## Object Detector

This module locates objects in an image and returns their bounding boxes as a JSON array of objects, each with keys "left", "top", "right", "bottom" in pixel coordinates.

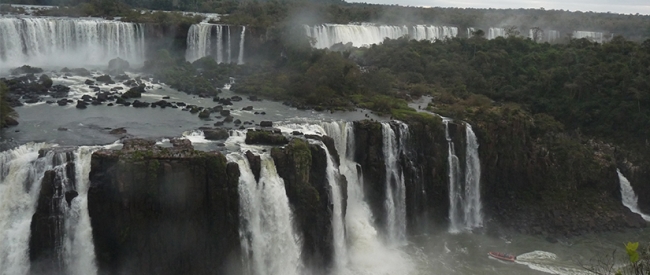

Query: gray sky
[{"left": 346, "top": 0, "right": 650, "bottom": 15}]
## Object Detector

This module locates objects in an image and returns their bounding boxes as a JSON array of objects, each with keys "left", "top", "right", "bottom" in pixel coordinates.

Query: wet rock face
[
  {"left": 352, "top": 120, "right": 388, "bottom": 232},
  {"left": 29, "top": 150, "right": 77, "bottom": 275},
  {"left": 271, "top": 139, "right": 335, "bottom": 271},
  {"left": 88, "top": 139, "right": 241, "bottom": 275}
]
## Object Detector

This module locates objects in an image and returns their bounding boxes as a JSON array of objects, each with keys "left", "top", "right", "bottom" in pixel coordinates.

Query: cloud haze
[{"left": 346, "top": 0, "right": 650, "bottom": 15}]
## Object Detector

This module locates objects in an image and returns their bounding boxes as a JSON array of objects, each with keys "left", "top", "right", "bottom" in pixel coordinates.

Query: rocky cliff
[
  {"left": 270, "top": 138, "right": 340, "bottom": 272},
  {"left": 88, "top": 139, "right": 241, "bottom": 275}
]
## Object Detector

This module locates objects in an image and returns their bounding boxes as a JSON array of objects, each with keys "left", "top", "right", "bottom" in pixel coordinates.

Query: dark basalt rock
[
  {"left": 88, "top": 140, "right": 241, "bottom": 275},
  {"left": 260, "top": 121, "right": 273, "bottom": 128},
  {"left": 245, "top": 151, "right": 261, "bottom": 182},
  {"left": 85, "top": 79, "right": 95, "bottom": 85},
  {"left": 57, "top": 99, "right": 68, "bottom": 106},
  {"left": 108, "top": 57, "right": 130, "bottom": 75},
  {"left": 271, "top": 139, "right": 338, "bottom": 270},
  {"left": 230, "top": 96, "right": 242, "bottom": 102},
  {"left": 245, "top": 130, "right": 288, "bottom": 146},
  {"left": 242, "top": 106, "right": 253, "bottom": 111},
  {"left": 203, "top": 128, "right": 229, "bottom": 140},
  {"left": 198, "top": 109, "right": 211, "bottom": 119},
  {"left": 122, "top": 85, "right": 144, "bottom": 99},
  {"left": 75, "top": 100, "right": 87, "bottom": 109},
  {"left": 220, "top": 110, "right": 230, "bottom": 117},
  {"left": 11, "top": 65, "right": 43, "bottom": 75},
  {"left": 132, "top": 100, "right": 150, "bottom": 108},
  {"left": 95, "top": 74, "right": 114, "bottom": 84}
]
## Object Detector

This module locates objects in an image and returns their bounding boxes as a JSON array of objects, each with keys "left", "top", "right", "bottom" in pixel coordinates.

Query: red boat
[{"left": 488, "top": 251, "right": 516, "bottom": 262}]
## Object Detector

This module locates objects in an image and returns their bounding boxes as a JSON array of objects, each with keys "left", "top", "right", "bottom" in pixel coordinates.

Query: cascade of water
[
  {"left": 186, "top": 23, "right": 245, "bottom": 63},
  {"left": 0, "top": 17, "right": 146, "bottom": 69},
  {"left": 305, "top": 24, "right": 457, "bottom": 49},
  {"left": 444, "top": 120, "right": 463, "bottom": 233},
  {"left": 0, "top": 143, "right": 54, "bottom": 275},
  {"left": 229, "top": 153, "right": 302, "bottom": 275},
  {"left": 488, "top": 27, "right": 506, "bottom": 39},
  {"left": 227, "top": 26, "right": 232, "bottom": 64},
  {"left": 573, "top": 31, "right": 605, "bottom": 43},
  {"left": 322, "top": 121, "right": 413, "bottom": 275},
  {"left": 463, "top": 125, "right": 482, "bottom": 228},
  {"left": 380, "top": 122, "right": 407, "bottom": 244},
  {"left": 617, "top": 169, "right": 650, "bottom": 221},
  {"left": 238, "top": 26, "right": 246, "bottom": 65},
  {"left": 320, "top": 142, "right": 348, "bottom": 270},
  {"left": 445, "top": 121, "right": 483, "bottom": 233},
  {"left": 63, "top": 147, "right": 99, "bottom": 275}
]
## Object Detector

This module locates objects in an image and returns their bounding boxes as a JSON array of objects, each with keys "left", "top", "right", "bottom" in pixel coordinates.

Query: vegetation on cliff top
[{"left": 0, "top": 83, "right": 18, "bottom": 128}]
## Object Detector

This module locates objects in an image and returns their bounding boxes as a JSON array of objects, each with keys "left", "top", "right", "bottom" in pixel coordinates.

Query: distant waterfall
[
  {"left": 185, "top": 23, "right": 246, "bottom": 64},
  {"left": 238, "top": 26, "right": 246, "bottom": 65},
  {"left": 617, "top": 169, "right": 650, "bottom": 222},
  {"left": 322, "top": 121, "right": 413, "bottom": 275},
  {"left": 229, "top": 153, "right": 302, "bottom": 275},
  {"left": 0, "top": 144, "right": 98, "bottom": 275},
  {"left": 445, "top": 121, "right": 483, "bottom": 233},
  {"left": 488, "top": 27, "right": 506, "bottom": 39},
  {"left": 305, "top": 24, "right": 458, "bottom": 49},
  {"left": 529, "top": 29, "right": 561, "bottom": 43},
  {"left": 0, "top": 17, "right": 146, "bottom": 69},
  {"left": 573, "top": 31, "right": 605, "bottom": 43}
]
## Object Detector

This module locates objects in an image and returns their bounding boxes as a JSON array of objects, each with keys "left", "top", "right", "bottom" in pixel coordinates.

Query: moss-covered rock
[
  {"left": 88, "top": 138, "right": 241, "bottom": 275},
  {"left": 271, "top": 139, "right": 335, "bottom": 270},
  {"left": 245, "top": 130, "right": 289, "bottom": 145}
]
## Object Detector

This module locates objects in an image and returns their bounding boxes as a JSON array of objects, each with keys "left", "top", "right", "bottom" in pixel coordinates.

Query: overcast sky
[{"left": 346, "top": 0, "right": 650, "bottom": 15}]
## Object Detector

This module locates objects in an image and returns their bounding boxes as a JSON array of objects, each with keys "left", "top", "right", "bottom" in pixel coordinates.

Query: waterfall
[
  {"left": 0, "top": 143, "right": 52, "bottom": 275},
  {"left": 322, "top": 121, "right": 413, "bottom": 275},
  {"left": 0, "top": 144, "right": 99, "bottom": 275},
  {"left": 185, "top": 23, "right": 245, "bottom": 64},
  {"left": 238, "top": 26, "right": 246, "bottom": 65},
  {"left": 380, "top": 122, "right": 407, "bottom": 245},
  {"left": 0, "top": 17, "right": 146, "bottom": 69},
  {"left": 445, "top": 121, "right": 483, "bottom": 233},
  {"left": 617, "top": 169, "right": 650, "bottom": 222},
  {"left": 573, "top": 31, "right": 605, "bottom": 43},
  {"left": 305, "top": 24, "right": 457, "bottom": 49},
  {"left": 320, "top": 142, "right": 348, "bottom": 270},
  {"left": 63, "top": 147, "right": 99, "bottom": 275},
  {"left": 229, "top": 153, "right": 302, "bottom": 275},
  {"left": 463, "top": 125, "right": 482, "bottom": 228},
  {"left": 529, "top": 29, "right": 561, "bottom": 43},
  {"left": 488, "top": 27, "right": 506, "bottom": 39}
]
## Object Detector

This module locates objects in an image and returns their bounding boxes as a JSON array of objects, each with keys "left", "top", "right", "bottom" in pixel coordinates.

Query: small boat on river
[{"left": 488, "top": 251, "right": 516, "bottom": 262}]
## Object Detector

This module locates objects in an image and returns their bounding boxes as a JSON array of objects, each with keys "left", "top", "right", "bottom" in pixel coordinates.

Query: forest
[{"left": 1, "top": 0, "right": 649, "bottom": 152}]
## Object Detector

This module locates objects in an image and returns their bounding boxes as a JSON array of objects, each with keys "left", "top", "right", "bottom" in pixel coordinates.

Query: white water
[
  {"left": 0, "top": 144, "right": 101, "bottom": 275},
  {"left": 322, "top": 121, "right": 413, "bottom": 275},
  {"left": 488, "top": 27, "right": 506, "bottom": 39},
  {"left": 463, "top": 125, "right": 482, "bottom": 228},
  {"left": 305, "top": 24, "right": 458, "bottom": 49},
  {"left": 0, "top": 143, "right": 54, "bottom": 275},
  {"left": 321, "top": 142, "right": 348, "bottom": 270},
  {"left": 515, "top": 251, "right": 594, "bottom": 275},
  {"left": 229, "top": 153, "right": 302, "bottom": 275},
  {"left": 238, "top": 26, "right": 246, "bottom": 65},
  {"left": 617, "top": 169, "right": 650, "bottom": 221},
  {"left": 380, "top": 122, "right": 408, "bottom": 245},
  {"left": 63, "top": 147, "right": 99, "bottom": 275},
  {"left": 529, "top": 29, "right": 561, "bottom": 43},
  {"left": 185, "top": 23, "right": 246, "bottom": 63},
  {"left": 445, "top": 121, "right": 483, "bottom": 233},
  {"left": 0, "top": 17, "right": 146, "bottom": 69},
  {"left": 573, "top": 31, "right": 605, "bottom": 43}
]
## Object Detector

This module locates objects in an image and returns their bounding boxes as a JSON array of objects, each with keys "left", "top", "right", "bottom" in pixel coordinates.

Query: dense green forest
[{"left": 2, "top": 0, "right": 650, "bottom": 153}]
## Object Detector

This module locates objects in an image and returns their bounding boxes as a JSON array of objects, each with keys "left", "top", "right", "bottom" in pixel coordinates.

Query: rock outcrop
[
  {"left": 271, "top": 139, "right": 338, "bottom": 271},
  {"left": 88, "top": 138, "right": 241, "bottom": 275}
]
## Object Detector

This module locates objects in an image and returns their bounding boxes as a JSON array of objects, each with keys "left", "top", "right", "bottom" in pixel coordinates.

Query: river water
[{"left": 1, "top": 70, "right": 648, "bottom": 275}]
